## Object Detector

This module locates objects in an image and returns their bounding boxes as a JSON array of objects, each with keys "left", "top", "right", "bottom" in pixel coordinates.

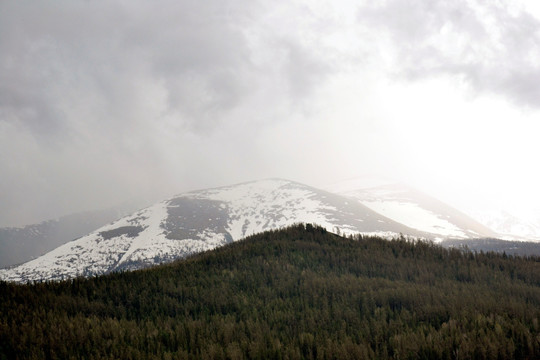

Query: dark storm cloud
[
  {"left": 0, "top": 0, "right": 337, "bottom": 226},
  {"left": 123, "top": 1, "right": 257, "bottom": 132},
  {"left": 0, "top": 1, "right": 334, "bottom": 137},
  {"left": 0, "top": 0, "right": 256, "bottom": 137},
  {"left": 282, "top": 39, "right": 332, "bottom": 99},
  {"left": 358, "top": 0, "right": 540, "bottom": 109}
]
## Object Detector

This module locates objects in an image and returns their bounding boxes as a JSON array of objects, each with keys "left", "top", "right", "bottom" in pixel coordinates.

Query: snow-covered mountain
[
  {"left": 0, "top": 179, "right": 426, "bottom": 283},
  {"left": 327, "top": 182, "right": 498, "bottom": 240}
]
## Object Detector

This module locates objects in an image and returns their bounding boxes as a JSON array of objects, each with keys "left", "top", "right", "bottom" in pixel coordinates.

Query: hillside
[{"left": 2, "top": 225, "right": 539, "bottom": 359}]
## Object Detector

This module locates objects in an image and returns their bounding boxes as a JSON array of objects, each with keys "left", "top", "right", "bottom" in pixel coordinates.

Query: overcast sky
[{"left": 1, "top": 0, "right": 540, "bottom": 227}]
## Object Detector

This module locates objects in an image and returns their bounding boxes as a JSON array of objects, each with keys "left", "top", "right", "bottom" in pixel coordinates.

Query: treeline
[
  {"left": 1, "top": 224, "right": 540, "bottom": 359},
  {"left": 442, "top": 237, "right": 540, "bottom": 257}
]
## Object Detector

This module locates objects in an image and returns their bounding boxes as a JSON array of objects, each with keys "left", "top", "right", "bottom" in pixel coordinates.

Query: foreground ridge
[{"left": 2, "top": 224, "right": 539, "bottom": 359}]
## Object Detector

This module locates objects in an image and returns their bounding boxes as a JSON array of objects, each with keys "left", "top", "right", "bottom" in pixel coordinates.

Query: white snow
[
  {"left": 188, "top": 179, "right": 346, "bottom": 239},
  {"left": 115, "top": 201, "right": 168, "bottom": 265}
]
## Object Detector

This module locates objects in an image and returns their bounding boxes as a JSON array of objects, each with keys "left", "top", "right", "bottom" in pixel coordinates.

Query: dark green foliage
[{"left": 1, "top": 224, "right": 540, "bottom": 359}]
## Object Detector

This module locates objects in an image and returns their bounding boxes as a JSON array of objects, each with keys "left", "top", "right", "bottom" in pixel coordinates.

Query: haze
[{"left": 1, "top": 0, "right": 540, "bottom": 227}]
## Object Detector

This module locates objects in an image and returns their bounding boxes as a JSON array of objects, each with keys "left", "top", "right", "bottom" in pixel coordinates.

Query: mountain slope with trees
[{"left": 1, "top": 224, "right": 540, "bottom": 359}]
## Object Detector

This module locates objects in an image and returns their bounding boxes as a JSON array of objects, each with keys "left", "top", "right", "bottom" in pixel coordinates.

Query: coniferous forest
[{"left": 1, "top": 224, "right": 540, "bottom": 359}]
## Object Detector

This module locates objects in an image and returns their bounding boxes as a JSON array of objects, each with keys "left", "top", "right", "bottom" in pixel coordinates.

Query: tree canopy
[{"left": 1, "top": 224, "right": 540, "bottom": 359}]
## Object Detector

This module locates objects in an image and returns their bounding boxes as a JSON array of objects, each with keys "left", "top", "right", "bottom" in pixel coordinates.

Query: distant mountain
[
  {"left": 441, "top": 238, "right": 540, "bottom": 257},
  {"left": 0, "top": 202, "right": 145, "bottom": 268},
  {"left": 327, "top": 182, "right": 499, "bottom": 240},
  {"left": 463, "top": 209, "right": 540, "bottom": 241},
  {"left": 0, "top": 179, "right": 426, "bottom": 283}
]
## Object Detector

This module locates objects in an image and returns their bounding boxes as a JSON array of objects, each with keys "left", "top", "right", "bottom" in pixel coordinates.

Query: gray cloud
[
  {"left": 0, "top": 1, "right": 255, "bottom": 137},
  {"left": 358, "top": 0, "right": 540, "bottom": 108},
  {"left": 282, "top": 39, "right": 332, "bottom": 99},
  {"left": 2, "top": 0, "right": 538, "bottom": 228},
  {"left": 0, "top": 0, "right": 338, "bottom": 226},
  {"left": 0, "top": 1, "right": 335, "bottom": 137}
]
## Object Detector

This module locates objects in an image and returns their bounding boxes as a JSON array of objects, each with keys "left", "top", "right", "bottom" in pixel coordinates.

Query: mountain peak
[{"left": 0, "top": 179, "right": 423, "bottom": 283}]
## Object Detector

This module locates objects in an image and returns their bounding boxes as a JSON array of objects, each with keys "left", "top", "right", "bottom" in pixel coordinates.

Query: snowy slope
[
  {"left": 0, "top": 179, "right": 425, "bottom": 283},
  {"left": 327, "top": 182, "right": 498, "bottom": 241}
]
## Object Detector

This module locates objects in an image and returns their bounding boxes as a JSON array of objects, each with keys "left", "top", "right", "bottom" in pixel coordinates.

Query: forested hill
[{"left": 2, "top": 225, "right": 540, "bottom": 359}]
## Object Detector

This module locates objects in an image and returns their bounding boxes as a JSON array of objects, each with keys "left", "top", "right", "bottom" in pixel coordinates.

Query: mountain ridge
[{"left": 0, "top": 179, "right": 428, "bottom": 283}]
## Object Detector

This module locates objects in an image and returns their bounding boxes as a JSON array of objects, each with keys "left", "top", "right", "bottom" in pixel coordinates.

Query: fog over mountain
[{"left": 1, "top": 0, "right": 539, "bottom": 230}]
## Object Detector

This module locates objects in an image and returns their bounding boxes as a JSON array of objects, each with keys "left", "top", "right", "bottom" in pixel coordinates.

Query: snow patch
[{"left": 115, "top": 201, "right": 169, "bottom": 265}]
